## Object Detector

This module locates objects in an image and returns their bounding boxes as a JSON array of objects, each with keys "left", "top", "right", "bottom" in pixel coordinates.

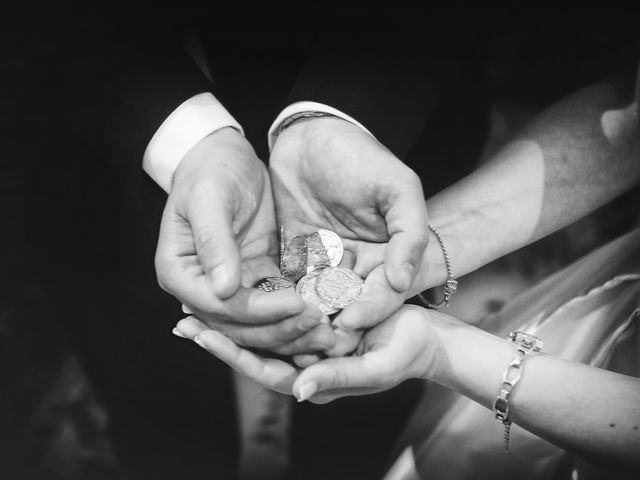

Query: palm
[
  {"left": 270, "top": 117, "right": 403, "bottom": 260},
  {"left": 269, "top": 117, "right": 429, "bottom": 345},
  {"left": 156, "top": 129, "right": 333, "bottom": 355},
  {"left": 296, "top": 305, "right": 437, "bottom": 404},
  {"left": 161, "top": 145, "right": 279, "bottom": 291}
]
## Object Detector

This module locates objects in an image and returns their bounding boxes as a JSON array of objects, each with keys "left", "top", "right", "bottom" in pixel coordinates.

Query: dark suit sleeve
[
  {"left": 52, "top": 10, "right": 213, "bottom": 177},
  {"left": 278, "top": 12, "right": 469, "bottom": 160}
]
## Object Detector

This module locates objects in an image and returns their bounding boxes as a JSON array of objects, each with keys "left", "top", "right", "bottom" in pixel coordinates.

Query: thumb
[
  {"left": 292, "top": 353, "right": 384, "bottom": 402},
  {"left": 381, "top": 175, "right": 429, "bottom": 293},
  {"left": 187, "top": 193, "right": 242, "bottom": 300}
]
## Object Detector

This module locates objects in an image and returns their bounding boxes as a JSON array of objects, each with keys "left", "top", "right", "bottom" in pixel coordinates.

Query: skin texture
[
  {"left": 174, "top": 67, "right": 640, "bottom": 467},
  {"left": 269, "top": 116, "right": 429, "bottom": 357},
  {"left": 156, "top": 127, "right": 336, "bottom": 354}
]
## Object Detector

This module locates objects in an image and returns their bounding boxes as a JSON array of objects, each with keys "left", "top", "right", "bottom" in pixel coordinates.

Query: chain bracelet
[
  {"left": 418, "top": 224, "right": 458, "bottom": 309},
  {"left": 493, "top": 331, "right": 543, "bottom": 451}
]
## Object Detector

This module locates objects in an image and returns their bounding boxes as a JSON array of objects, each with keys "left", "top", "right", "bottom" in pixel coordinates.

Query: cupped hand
[
  {"left": 269, "top": 116, "right": 429, "bottom": 354},
  {"left": 292, "top": 305, "right": 444, "bottom": 404},
  {"left": 173, "top": 305, "right": 448, "bottom": 403},
  {"left": 155, "top": 127, "right": 336, "bottom": 354}
]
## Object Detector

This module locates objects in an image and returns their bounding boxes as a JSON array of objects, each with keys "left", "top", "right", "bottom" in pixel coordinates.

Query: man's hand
[
  {"left": 270, "top": 116, "right": 429, "bottom": 354},
  {"left": 155, "top": 127, "right": 336, "bottom": 354}
]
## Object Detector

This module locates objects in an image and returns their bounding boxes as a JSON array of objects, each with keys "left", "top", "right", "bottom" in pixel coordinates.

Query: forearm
[
  {"left": 415, "top": 70, "right": 640, "bottom": 291},
  {"left": 426, "top": 312, "right": 640, "bottom": 466}
]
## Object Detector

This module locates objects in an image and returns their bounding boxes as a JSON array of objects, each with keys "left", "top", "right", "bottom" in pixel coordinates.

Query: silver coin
[
  {"left": 254, "top": 276, "right": 295, "bottom": 292},
  {"left": 281, "top": 235, "right": 307, "bottom": 282},
  {"left": 305, "top": 231, "right": 331, "bottom": 275},
  {"left": 315, "top": 267, "right": 364, "bottom": 309},
  {"left": 295, "top": 274, "right": 340, "bottom": 315},
  {"left": 317, "top": 229, "right": 344, "bottom": 267}
]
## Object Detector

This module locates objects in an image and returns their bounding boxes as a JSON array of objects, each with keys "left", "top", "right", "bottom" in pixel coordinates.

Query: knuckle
[
  {"left": 400, "top": 164, "right": 421, "bottom": 184},
  {"left": 193, "top": 227, "right": 217, "bottom": 255},
  {"left": 331, "top": 367, "right": 349, "bottom": 390}
]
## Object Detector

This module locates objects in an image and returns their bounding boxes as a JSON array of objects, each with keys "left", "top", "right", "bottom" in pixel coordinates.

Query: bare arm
[
  {"left": 424, "top": 310, "right": 640, "bottom": 467},
  {"left": 287, "top": 305, "right": 640, "bottom": 467},
  {"left": 417, "top": 67, "right": 640, "bottom": 290}
]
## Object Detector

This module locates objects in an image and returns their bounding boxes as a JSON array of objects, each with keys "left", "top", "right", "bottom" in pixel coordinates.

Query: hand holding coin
[{"left": 253, "top": 227, "right": 364, "bottom": 360}]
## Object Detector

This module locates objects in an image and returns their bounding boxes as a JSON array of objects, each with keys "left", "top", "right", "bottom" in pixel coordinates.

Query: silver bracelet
[
  {"left": 493, "top": 331, "right": 543, "bottom": 451},
  {"left": 418, "top": 224, "right": 458, "bottom": 309}
]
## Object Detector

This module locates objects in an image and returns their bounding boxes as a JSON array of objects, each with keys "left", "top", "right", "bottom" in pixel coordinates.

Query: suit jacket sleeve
[
  {"left": 278, "top": 12, "right": 467, "bottom": 160},
  {"left": 53, "top": 10, "right": 213, "bottom": 177}
]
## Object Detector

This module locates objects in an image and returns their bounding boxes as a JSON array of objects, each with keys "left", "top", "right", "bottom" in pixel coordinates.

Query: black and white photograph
[{"left": 1, "top": 5, "right": 639, "bottom": 479}]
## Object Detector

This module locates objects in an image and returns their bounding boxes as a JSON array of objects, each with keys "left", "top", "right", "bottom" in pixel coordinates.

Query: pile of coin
[{"left": 254, "top": 227, "right": 364, "bottom": 316}]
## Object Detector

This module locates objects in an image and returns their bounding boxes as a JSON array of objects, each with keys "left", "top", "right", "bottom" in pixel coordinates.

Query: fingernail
[
  {"left": 297, "top": 382, "right": 318, "bottom": 402},
  {"left": 172, "top": 328, "right": 186, "bottom": 338},
  {"left": 182, "top": 304, "right": 194, "bottom": 314},
  {"left": 310, "top": 342, "right": 332, "bottom": 351},
  {"left": 193, "top": 335, "right": 207, "bottom": 349}
]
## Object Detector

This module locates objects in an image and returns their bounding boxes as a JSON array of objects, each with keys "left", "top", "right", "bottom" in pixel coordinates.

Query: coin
[
  {"left": 317, "top": 229, "right": 344, "bottom": 267},
  {"left": 305, "top": 231, "right": 331, "bottom": 275},
  {"left": 315, "top": 267, "right": 364, "bottom": 309},
  {"left": 295, "top": 274, "right": 340, "bottom": 315},
  {"left": 281, "top": 235, "right": 307, "bottom": 282},
  {"left": 254, "top": 276, "right": 295, "bottom": 292}
]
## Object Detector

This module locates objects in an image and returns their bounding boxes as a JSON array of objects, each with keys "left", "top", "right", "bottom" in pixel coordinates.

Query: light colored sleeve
[
  {"left": 143, "top": 92, "right": 244, "bottom": 193},
  {"left": 267, "top": 101, "right": 375, "bottom": 151}
]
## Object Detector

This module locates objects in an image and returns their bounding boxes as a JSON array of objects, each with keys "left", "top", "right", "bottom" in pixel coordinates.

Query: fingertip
[
  {"left": 172, "top": 327, "right": 187, "bottom": 338},
  {"left": 333, "top": 301, "right": 377, "bottom": 330},
  {"left": 292, "top": 354, "right": 322, "bottom": 368},
  {"left": 324, "top": 328, "right": 360, "bottom": 357},
  {"left": 209, "top": 263, "right": 241, "bottom": 299},
  {"left": 181, "top": 304, "right": 194, "bottom": 314},
  {"left": 385, "top": 261, "right": 413, "bottom": 293},
  {"left": 175, "top": 316, "right": 198, "bottom": 336},
  {"left": 384, "top": 232, "right": 427, "bottom": 292},
  {"left": 295, "top": 381, "right": 318, "bottom": 402}
]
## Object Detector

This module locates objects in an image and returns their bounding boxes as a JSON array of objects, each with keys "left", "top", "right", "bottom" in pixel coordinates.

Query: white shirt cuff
[
  {"left": 143, "top": 92, "right": 244, "bottom": 193},
  {"left": 267, "top": 101, "right": 375, "bottom": 151}
]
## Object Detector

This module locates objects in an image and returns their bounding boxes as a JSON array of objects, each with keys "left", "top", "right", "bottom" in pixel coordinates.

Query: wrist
[
  {"left": 409, "top": 224, "right": 450, "bottom": 297},
  {"left": 173, "top": 126, "right": 258, "bottom": 192},
  {"left": 277, "top": 111, "right": 336, "bottom": 135},
  {"left": 427, "top": 314, "right": 514, "bottom": 409},
  {"left": 273, "top": 114, "right": 358, "bottom": 150}
]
